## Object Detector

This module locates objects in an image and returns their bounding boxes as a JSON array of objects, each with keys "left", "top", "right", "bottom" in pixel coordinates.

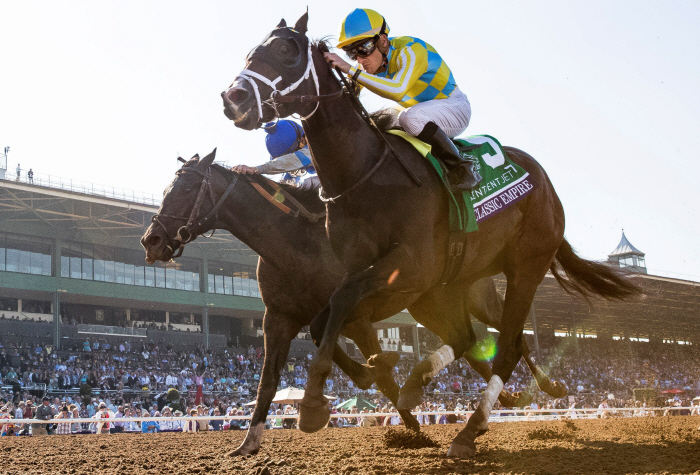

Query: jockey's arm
[
  {"left": 348, "top": 43, "right": 427, "bottom": 102},
  {"left": 231, "top": 149, "right": 309, "bottom": 176}
]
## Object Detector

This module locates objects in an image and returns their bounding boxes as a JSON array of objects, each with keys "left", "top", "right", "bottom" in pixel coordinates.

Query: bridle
[
  {"left": 234, "top": 34, "right": 343, "bottom": 123},
  {"left": 151, "top": 162, "right": 326, "bottom": 259},
  {"left": 150, "top": 165, "right": 240, "bottom": 259}
]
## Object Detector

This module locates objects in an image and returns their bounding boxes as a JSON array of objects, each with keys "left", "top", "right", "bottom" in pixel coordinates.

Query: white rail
[{"left": 9, "top": 406, "right": 695, "bottom": 426}]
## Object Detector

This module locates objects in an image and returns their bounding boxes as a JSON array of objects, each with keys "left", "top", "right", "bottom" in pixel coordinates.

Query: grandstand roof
[
  {"left": 492, "top": 273, "right": 700, "bottom": 342},
  {"left": 609, "top": 231, "right": 645, "bottom": 257},
  {"left": 0, "top": 179, "right": 256, "bottom": 260}
]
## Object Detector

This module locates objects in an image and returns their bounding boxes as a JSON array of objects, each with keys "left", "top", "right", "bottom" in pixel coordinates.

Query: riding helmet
[
  {"left": 337, "top": 8, "right": 389, "bottom": 49},
  {"left": 264, "top": 120, "right": 305, "bottom": 159}
]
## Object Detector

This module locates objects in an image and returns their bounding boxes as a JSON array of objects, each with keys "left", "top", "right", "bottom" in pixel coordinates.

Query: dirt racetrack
[{"left": 4, "top": 416, "right": 700, "bottom": 475}]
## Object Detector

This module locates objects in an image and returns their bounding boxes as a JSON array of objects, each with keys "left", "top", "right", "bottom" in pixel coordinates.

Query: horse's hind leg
[
  {"left": 229, "top": 311, "right": 300, "bottom": 456},
  {"left": 449, "top": 262, "right": 554, "bottom": 457},
  {"left": 467, "top": 277, "right": 563, "bottom": 402},
  {"left": 462, "top": 353, "right": 532, "bottom": 408},
  {"left": 520, "top": 335, "right": 568, "bottom": 399}
]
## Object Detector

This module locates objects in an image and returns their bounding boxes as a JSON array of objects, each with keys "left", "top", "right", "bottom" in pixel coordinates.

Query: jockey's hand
[
  {"left": 323, "top": 52, "right": 351, "bottom": 74},
  {"left": 231, "top": 165, "right": 258, "bottom": 175}
]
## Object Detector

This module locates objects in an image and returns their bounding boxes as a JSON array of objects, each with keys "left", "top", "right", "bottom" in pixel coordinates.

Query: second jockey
[
  {"left": 231, "top": 120, "right": 320, "bottom": 191},
  {"left": 324, "top": 8, "right": 481, "bottom": 192}
]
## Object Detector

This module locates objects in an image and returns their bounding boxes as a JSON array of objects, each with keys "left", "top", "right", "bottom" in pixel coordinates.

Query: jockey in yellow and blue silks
[
  {"left": 324, "top": 8, "right": 481, "bottom": 192},
  {"left": 232, "top": 120, "right": 320, "bottom": 191}
]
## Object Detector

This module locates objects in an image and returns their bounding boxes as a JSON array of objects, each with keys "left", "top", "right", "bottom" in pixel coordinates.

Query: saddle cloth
[{"left": 386, "top": 130, "right": 537, "bottom": 233}]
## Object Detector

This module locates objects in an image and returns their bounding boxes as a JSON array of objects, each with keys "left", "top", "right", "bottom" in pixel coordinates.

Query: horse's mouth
[{"left": 143, "top": 244, "right": 174, "bottom": 264}]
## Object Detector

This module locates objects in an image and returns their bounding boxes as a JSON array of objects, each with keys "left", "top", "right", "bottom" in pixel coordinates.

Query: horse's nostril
[
  {"left": 145, "top": 235, "right": 161, "bottom": 248},
  {"left": 227, "top": 88, "right": 250, "bottom": 105}
]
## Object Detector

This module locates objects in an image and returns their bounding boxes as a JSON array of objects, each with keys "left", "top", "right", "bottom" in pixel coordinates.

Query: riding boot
[{"left": 417, "top": 122, "right": 482, "bottom": 192}]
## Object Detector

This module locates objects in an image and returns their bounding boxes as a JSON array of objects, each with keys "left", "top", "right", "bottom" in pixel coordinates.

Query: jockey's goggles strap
[{"left": 235, "top": 42, "right": 320, "bottom": 122}]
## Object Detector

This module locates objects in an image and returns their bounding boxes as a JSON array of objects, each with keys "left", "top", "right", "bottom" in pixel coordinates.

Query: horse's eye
[
  {"left": 279, "top": 44, "right": 290, "bottom": 56},
  {"left": 184, "top": 188, "right": 192, "bottom": 194}
]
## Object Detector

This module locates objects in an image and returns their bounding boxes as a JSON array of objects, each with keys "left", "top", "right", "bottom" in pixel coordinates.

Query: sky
[{"left": 1, "top": 1, "right": 699, "bottom": 280}]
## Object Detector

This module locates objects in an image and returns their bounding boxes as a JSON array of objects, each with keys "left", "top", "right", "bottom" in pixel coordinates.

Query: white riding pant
[{"left": 397, "top": 87, "right": 471, "bottom": 138}]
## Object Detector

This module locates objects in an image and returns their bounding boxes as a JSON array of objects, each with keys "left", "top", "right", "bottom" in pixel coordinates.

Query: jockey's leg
[{"left": 398, "top": 87, "right": 481, "bottom": 192}]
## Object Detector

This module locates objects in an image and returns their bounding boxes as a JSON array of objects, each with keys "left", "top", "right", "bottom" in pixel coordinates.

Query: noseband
[{"left": 151, "top": 166, "right": 240, "bottom": 258}]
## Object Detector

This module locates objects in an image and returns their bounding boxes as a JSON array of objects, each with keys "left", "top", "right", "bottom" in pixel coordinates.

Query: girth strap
[{"left": 439, "top": 231, "right": 467, "bottom": 285}]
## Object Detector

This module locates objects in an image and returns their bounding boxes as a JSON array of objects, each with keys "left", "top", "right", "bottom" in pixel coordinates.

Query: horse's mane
[{"left": 209, "top": 163, "right": 325, "bottom": 215}]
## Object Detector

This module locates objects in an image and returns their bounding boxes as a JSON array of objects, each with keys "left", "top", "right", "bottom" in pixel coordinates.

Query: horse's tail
[{"left": 550, "top": 238, "right": 643, "bottom": 301}]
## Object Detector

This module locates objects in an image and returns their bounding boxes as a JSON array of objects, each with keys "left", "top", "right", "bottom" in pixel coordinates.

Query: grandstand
[
  {"left": 0, "top": 174, "right": 697, "bottom": 358},
  {"left": 0, "top": 174, "right": 418, "bottom": 355}
]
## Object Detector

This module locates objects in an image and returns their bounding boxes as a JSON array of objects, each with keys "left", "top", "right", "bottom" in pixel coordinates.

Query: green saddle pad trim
[{"left": 424, "top": 152, "right": 478, "bottom": 233}]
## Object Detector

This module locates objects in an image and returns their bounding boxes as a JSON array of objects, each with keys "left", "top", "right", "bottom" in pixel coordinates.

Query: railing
[
  {"left": 3, "top": 171, "right": 161, "bottom": 207},
  {"left": 10, "top": 406, "right": 698, "bottom": 429},
  {"left": 76, "top": 324, "right": 147, "bottom": 337}
]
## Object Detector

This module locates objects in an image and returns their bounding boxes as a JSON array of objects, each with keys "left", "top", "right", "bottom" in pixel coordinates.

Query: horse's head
[
  {"left": 221, "top": 13, "right": 322, "bottom": 130},
  {"left": 141, "top": 149, "right": 220, "bottom": 264}
]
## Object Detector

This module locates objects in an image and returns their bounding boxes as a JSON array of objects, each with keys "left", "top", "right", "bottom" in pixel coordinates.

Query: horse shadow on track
[{"left": 377, "top": 439, "right": 700, "bottom": 475}]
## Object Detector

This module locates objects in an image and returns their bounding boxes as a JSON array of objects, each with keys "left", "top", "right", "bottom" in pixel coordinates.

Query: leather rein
[{"left": 151, "top": 165, "right": 324, "bottom": 259}]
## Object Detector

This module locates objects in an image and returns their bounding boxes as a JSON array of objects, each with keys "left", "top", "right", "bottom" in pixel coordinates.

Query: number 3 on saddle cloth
[{"left": 386, "top": 131, "right": 538, "bottom": 284}]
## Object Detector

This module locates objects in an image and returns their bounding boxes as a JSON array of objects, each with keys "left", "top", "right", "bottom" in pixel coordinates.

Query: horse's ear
[
  {"left": 191, "top": 153, "right": 200, "bottom": 160},
  {"left": 294, "top": 11, "right": 308, "bottom": 35},
  {"left": 277, "top": 18, "right": 287, "bottom": 28},
  {"left": 197, "top": 148, "right": 217, "bottom": 170}
]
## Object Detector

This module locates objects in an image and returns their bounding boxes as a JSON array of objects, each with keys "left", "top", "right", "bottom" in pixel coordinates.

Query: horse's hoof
[
  {"left": 400, "top": 410, "right": 421, "bottom": 432},
  {"left": 549, "top": 381, "right": 568, "bottom": 399},
  {"left": 397, "top": 384, "right": 423, "bottom": 410},
  {"left": 298, "top": 401, "right": 330, "bottom": 433},
  {"left": 498, "top": 390, "right": 518, "bottom": 408},
  {"left": 512, "top": 391, "right": 533, "bottom": 408},
  {"left": 367, "top": 352, "right": 400, "bottom": 369},
  {"left": 447, "top": 439, "right": 476, "bottom": 458},
  {"left": 227, "top": 445, "right": 259, "bottom": 457}
]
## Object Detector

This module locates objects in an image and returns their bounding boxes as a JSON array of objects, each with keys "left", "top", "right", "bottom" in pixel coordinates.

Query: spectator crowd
[{"left": 0, "top": 331, "right": 698, "bottom": 436}]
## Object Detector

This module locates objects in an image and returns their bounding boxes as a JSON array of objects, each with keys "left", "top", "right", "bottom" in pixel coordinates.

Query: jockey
[
  {"left": 231, "top": 120, "right": 320, "bottom": 191},
  {"left": 324, "top": 8, "right": 481, "bottom": 192}
]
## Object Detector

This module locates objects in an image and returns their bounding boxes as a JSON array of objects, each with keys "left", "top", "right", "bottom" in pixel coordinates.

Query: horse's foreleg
[
  {"left": 345, "top": 319, "right": 420, "bottom": 432},
  {"left": 299, "top": 254, "right": 406, "bottom": 433},
  {"left": 398, "top": 285, "right": 476, "bottom": 410},
  {"left": 229, "top": 311, "right": 300, "bottom": 457},
  {"left": 310, "top": 307, "right": 377, "bottom": 391}
]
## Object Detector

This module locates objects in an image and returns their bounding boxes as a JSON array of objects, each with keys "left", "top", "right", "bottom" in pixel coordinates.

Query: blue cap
[{"left": 264, "top": 120, "right": 304, "bottom": 158}]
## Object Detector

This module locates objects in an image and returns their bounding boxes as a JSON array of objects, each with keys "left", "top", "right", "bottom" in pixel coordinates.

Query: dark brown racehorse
[
  {"left": 141, "top": 151, "right": 568, "bottom": 455},
  {"left": 221, "top": 13, "right": 640, "bottom": 457}
]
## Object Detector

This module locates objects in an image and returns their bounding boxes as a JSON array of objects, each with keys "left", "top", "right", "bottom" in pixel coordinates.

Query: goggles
[{"left": 343, "top": 38, "right": 377, "bottom": 61}]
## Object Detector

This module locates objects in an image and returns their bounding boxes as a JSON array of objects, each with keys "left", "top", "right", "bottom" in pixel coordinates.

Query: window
[
  {"left": 58, "top": 241, "right": 200, "bottom": 291},
  {"left": 208, "top": 260, "right": 259, "bottom": 297},
  {"left": 0, "top": 233, "right": 52, "bottom": 276}
]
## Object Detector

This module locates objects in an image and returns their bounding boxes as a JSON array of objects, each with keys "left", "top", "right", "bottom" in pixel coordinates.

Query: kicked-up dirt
[{"left": 3, "top": 416, "right": 699, "bottom": 474}]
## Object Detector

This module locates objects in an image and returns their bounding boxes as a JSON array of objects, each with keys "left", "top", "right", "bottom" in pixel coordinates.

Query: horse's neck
[
  {"left": 303, "top": 51, "right": 383, "bottom": 197},
  {"left": 214, "top": 176, "right": 315, "bottom": 267}
]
